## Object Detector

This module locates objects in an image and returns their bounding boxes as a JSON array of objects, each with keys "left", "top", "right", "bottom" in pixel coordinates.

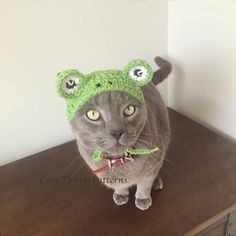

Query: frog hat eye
[
  {"left": 129, "top": 66, "right": 148, "bottom": 81},
  {"left": 123, "top": 59, "right": 153, "bottom": 87},
  {"left": 56, "top": 69, "right": 85, "bottom": 98},
  {"left": 62, "top": 76, "right": 79, "bottom": 94}
]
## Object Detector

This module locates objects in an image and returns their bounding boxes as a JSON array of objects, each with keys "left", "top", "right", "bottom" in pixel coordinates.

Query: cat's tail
[{"left": 152, "top": 57, "right": 172, "bottom": 85}]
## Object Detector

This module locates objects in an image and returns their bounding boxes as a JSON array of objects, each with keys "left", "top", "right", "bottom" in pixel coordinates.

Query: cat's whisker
[
  {"left": 135, "top": 141, "right": 166, "bottom": 164},
  {"left": 71, "top": 162, "right": 86, "bottom": 177},
  {"left": 58, "top": 150, "right": 82, "bottom": 174},
  {"left": 139, "top": 134, "right": 153, "bottom": 138},
  {"left": 131, "top": 137, "right": 159, "bottom": 150},
  {"left": 115, "top": 138, "right": 169, "bottom": 165},
  {"left": 60, "top": 157, "right": 79, "bottom": 174},
  {"left": 162, "top": 150, "right": 175, "bottom": 164},
  {"left": 137, "top": 138, "right": 166, "bottom": 153},
  {"left": 135, "top": 143, "right": 163, "bottom": 175}
]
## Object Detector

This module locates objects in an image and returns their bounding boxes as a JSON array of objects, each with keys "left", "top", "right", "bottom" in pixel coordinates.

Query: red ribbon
[{"left": 93, "top": 154, "right": 136, "bottom": 174}]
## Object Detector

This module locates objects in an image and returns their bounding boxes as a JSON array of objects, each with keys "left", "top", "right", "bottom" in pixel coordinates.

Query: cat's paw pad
[
  {"left": 135, "top": 198, "right": 152, "bottom": 210},
  {"left": 113, "top": 193, "right": 129, "bottom": 205}
]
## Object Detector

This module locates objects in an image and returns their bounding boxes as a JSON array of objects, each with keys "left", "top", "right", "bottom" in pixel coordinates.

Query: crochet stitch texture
[{"left": 56, "top": 59, "right": 153, "bottom": 120}]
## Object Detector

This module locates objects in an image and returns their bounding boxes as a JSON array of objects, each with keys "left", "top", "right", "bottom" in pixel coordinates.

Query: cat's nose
[{"left": 110, "top": 129, "right": 124, "bottom": 140}]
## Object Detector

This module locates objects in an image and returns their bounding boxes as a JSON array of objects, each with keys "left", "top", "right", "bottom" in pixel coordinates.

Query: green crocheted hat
[{"left": 56, "top": 59, "right": 153, "bottom": 120}]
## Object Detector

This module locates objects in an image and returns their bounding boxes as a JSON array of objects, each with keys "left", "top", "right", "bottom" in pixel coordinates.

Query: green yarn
[
  {"left": 92, "top": 147, "right": 159, "bottom": 161},
  {"left": 124, "top": 147, "right": 159, "bottom": 156},
  {"left": 56, "top": 59, "right": 153, "bottom": 120},
  {"left": 92, "top": 150, "right": 103, "bottom": 161}
]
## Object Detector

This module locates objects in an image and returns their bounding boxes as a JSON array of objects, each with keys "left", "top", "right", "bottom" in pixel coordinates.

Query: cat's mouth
[
  {"left": 106, "top": 143, "right": 127, "bottom": 157},
  {"left": 102, "top": 136, "right": 137, "bottom": 157}
]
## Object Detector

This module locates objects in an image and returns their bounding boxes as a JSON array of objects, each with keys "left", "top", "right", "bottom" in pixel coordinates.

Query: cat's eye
[
  {"left": 86, "top": 109, "right": 100, "bottom": 121},
  {"left": 124, "top": 105, "right": 135, "bottom": 116}
]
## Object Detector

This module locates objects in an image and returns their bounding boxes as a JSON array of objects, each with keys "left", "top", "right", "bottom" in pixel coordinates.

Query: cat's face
[{"left": 70, "top": 91, "right": 147, "bottom": 156}]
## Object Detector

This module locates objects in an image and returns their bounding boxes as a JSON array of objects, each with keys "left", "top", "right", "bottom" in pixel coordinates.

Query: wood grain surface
[{"left": 0, "top": 108, "right": 236, "bottom": 236}]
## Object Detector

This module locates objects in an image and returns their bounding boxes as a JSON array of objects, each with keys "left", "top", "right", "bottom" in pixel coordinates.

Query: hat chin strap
[
  {"left": 92, "top": 147, "right": 159, "bottom": 161},
  {"left": 92, "top": 147, "right": 159, "bottom": 175}
]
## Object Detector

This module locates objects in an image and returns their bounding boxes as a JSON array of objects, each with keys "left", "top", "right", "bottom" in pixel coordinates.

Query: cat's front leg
[
  {"left": 135, "top": 175, "right": 156, "bottom": 210},
  {"left": 113, "top": 187, "right": 129, "bottom": 205}
]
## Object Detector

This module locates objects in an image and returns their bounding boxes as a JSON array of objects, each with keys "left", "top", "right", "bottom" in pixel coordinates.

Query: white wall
[
  {"left": 168, "top": 0, "right": 236, "bottom": 140},
  {"left": 0, "top": 0, "right": 168, "bottom": 166}
]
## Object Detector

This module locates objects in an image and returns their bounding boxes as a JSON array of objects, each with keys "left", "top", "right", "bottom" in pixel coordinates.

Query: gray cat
[{"left": 60, "top": 57, "right": 171, "bottom": 210}]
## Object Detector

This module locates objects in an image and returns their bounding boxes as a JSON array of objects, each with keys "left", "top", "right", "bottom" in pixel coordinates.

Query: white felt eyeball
[
  {"left": 129, "top": 66, "right": 148, "bottom": 82},
  {"left": 62, "top": 76, "right": 80, "bottom": 95}
]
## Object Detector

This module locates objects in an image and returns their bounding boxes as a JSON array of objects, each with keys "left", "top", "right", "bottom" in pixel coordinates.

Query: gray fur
[{"left": 70, "top": 58, "right": 171, "bottom": 210}]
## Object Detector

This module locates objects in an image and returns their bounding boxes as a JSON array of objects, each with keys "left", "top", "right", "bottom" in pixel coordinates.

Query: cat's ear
[
  {"left": 123, "top": 59, "right": 153, "bottom": 87},
  {"left": 56, "top": 69, "right": 85, "bottom": 98}
]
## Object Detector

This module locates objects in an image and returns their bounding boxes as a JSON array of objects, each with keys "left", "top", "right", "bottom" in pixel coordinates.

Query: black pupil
[
  {"left": 66, "top": 80, "right": 76, "bottom": 89},
  {"left": 134, "top": 69, "right": 143, "bottom": 77},
  {"left": 96, "top": 83, "right": 101, "bottom": 88}
]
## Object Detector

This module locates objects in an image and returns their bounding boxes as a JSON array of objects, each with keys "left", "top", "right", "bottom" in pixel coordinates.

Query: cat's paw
[
  {"left": 113, "top": 193, "right": 129, "bottom": 205},
  {"left": 135, "top": 198, "right": 152, "bottom": 210},
  {"left": 152, "top": 176, "right": 164, "bottom": 191}
]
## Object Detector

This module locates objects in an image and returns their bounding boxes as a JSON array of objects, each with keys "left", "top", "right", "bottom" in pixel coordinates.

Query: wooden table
[{"left": 1, "top": 108, "right": 236, "bottom": 236}]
